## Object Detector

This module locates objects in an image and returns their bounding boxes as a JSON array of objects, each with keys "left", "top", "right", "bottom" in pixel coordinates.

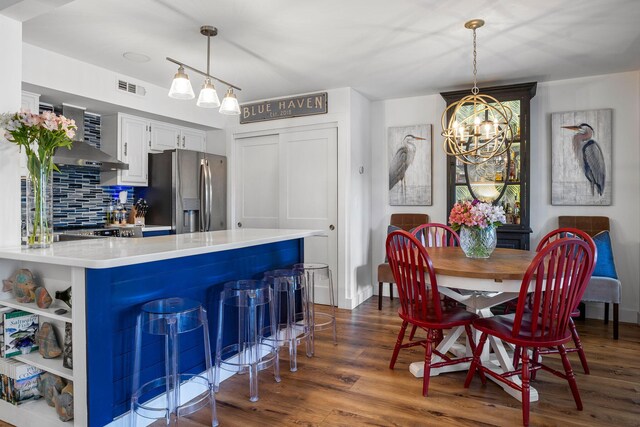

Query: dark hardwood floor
[
  {"left": 188, "top": 298, "right": 640, "bottom": 427},
  {"left": 1, "top": 298, "right": 638, "bottom": 427}
]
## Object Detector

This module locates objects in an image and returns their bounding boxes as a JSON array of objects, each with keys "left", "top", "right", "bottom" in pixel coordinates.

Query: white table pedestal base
[{"left": 407, "top": 285, "right": 539, "bottom": 403}]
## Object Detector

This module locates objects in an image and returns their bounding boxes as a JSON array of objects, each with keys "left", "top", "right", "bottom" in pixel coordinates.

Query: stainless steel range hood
[{"left": 53, "top": 104, "right": 128, "bottom": 171}]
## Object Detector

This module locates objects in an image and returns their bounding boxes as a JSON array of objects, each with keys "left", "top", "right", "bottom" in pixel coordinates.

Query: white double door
[{"left": 235, "top": 127, "right": 338, "bottom": 305}]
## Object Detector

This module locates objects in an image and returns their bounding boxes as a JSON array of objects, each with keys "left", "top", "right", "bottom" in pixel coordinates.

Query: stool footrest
[
  {"left": 218, "top": 343, "right": 278, "bottom": 373},
  {"left": 132, "top": 373, "right": 213, "bottom": 421},
  {"left": 313, "top": 311, "right": 336, "bottom": 331}
]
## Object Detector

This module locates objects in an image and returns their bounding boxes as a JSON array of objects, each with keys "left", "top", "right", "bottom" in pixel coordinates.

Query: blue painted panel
[
  {"left": 85, "top": 239, "right": 302, "bottom": 426},
  {"left": 142, "top": 230, "right": 171, "bottom": 237}
]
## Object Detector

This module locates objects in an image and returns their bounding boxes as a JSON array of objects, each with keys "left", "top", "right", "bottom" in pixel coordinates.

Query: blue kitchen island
[{"left": 0, "top": 229, "right": 319, "bottom": 427}]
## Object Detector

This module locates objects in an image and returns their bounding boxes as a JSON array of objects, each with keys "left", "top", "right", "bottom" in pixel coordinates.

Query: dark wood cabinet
[{"left": 442, "top": 82, "right": 537, "bottom": 250}]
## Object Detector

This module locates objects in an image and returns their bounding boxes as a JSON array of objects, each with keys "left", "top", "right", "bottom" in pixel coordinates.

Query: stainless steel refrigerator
[{"left": 143, "top": 150, "right": 227, "bottom": 233}]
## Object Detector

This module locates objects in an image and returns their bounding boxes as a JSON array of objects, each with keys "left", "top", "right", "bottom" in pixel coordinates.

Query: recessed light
[{"left": 123, "top": 52, "right": 151, "bottom": 63}]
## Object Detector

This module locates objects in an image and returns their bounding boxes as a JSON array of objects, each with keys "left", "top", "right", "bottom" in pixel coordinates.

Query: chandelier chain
[{"left": 472, "top": 28, "right": 479, "bottom": 95}]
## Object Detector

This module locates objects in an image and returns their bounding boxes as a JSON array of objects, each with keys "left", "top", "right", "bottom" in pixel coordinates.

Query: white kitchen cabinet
[
  {"left": 101, "top": 113, "right": 208, "bottom": 186},
  {"left": 21, "top": 91, "right": 40, "bottom": 113},
  {"left": 149, "top": 120, "right": 181, "bottom": 152},
  {"left": 100, "top": 114, "right": 148, "bottom": 186},
  {"left": 19, "top": 91, "right": 40, "bottom": 176},
  {"left": 180, "top": 128, "right": 206, "bottom": 152},
  {"left": 149, "top": 122, "right": 206, "bottom": 153}
]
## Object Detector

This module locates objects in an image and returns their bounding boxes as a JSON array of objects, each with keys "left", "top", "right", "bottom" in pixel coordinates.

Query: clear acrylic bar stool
[
  {"left": 214, "top": 280, "right": 280, "bottom": 402},
  {"left": 263, "top": 269, "right": 312, "bottom": 372},
  {"left": 293, "top": 263, "right": 338, "bottom": 355},
  {"left": 131, "top": 297, "right": 217, "bottom": 426}
]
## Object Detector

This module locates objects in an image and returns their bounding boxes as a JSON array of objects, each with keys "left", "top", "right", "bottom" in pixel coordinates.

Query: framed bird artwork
[
  {"left": 387, "top": 124, "right": 432, "bottom": 206},
  {"left": 551, "top": 109, "right": 612, "bottom": 205}
]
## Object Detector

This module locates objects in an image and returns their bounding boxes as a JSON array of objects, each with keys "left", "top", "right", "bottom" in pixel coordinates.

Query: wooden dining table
[{"left": 408, "top": 246, "right": 539, "bottom": 403}]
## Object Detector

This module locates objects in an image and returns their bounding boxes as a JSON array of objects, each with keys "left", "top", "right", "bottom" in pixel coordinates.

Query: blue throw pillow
[{"left": 592, "top": 230, "right": 618, "bottom": 279}]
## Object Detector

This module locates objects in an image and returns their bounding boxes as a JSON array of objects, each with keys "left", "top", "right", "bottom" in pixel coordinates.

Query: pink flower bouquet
[{"left": 449, "top": 199, "right": 506, "bottom": 231}]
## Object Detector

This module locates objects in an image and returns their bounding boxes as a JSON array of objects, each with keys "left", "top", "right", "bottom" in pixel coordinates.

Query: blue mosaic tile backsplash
[{"left": 22, "top": 105, "right": 135, "bottom": 230}]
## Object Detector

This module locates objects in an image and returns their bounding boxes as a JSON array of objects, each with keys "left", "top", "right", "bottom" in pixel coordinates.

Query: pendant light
[
  {"left": 219, "top": 88, "right": 241, "bottom": 115},
  {"left": 441, "top": 20, "right": 513, "bottom": 165},
  {"left": 168, "top": 66, "right": 195, "bottom": 100},
  {"left": 167, "top": 25, "right": 241, "bottom": 115},
  {"left": 197, "top": 78, "right": 220, "bottom": 108}
]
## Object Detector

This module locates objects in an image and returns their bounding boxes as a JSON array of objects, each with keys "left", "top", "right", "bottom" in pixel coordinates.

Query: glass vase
[
  {"left": 26, "top": 164, "right": 54, "bottom": 248},
  {"left": 459, "top": 225, "right": 497, "bottom": 259}
]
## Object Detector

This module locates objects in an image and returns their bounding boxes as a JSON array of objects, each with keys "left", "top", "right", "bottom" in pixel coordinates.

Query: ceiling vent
[{"left": 116, "top": 79, "right": 146, "bottom": 96}]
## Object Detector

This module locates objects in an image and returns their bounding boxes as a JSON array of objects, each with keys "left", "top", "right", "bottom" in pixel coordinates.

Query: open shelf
[
  {"left": 14, "top": 352, "right": 73, "bottom": 381},
  {"left": 0, "top": 397, "right": 72, "bottom": 427},
  {"left": 0, "top": 292, "right": 72, "bottom": 323}
]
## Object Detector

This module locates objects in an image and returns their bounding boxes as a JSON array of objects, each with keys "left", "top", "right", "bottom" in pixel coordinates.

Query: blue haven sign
[{"left": 240, "top": 92, "right": 328, "bottom": 124}]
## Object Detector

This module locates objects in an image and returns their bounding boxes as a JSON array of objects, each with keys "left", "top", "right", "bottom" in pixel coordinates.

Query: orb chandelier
[
  {"left": 441, "top": 19, "right": 513, "bottom": 165},
  {"left": 167, "top": 25, "right": 242, "bottom": 115}
]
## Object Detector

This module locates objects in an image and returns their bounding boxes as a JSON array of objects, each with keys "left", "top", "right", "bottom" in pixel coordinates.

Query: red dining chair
[
  {"left": 386, "top": 230, "right": 479, "bottom": 397},
  {"left": 411, "top": 223, "right": 460, "bottom": 248},
  {"left": 532, "top": 228, "right": 596, "bottom": 375},
  {"left": 464, "top": 238, "right": 595, "bottom": 426},
  {"left": 408, "top": 223, "right": 460, "bottom": 340},
  {"left": 511, "top": 228, "right": 596, "bottom": 375}
]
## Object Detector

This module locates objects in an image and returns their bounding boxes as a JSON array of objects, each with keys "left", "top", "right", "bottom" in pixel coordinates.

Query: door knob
[
  {"left": 329, "top": 224, "right": 335, "bottom": 231},
  {"left": 237, "top": 222, "right": 242, "bottom": 228}
]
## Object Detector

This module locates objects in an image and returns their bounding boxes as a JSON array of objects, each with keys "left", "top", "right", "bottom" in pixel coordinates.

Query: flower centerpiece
[
  {"left": 1, "top": 110, "right": 76, "bottom": 248},
  {"left": 449, "top": 199, "right": 506, "bottom": 258}
]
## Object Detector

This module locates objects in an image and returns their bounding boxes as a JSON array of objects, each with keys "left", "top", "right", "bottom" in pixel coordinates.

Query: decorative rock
[
  {"left": 36, "top": 322, "right": 62, "bottom": 359},
  {"left": 35, "top": 287, "right": 53, "bottom": 309},
  {"left": 63, "top": 323, "right": 73, "bottom": 369},
  {"left": 53, "top": 381, "right": 74, "bottom": 422},
  {"left": 7, "top": 269, "right": 40, "bottom": 303},
  {"left": 37, "top": 373, "right": 66, "bottom": 407},
  {"left": 13, "top": 281, "right": 39, "bottom": 303},
  {"left": 6, "top": 269, "right": 35, "bottom": 288}
]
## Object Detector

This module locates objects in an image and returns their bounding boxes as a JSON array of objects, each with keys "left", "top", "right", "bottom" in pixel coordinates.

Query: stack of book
[{"left": 0, "top": 357, "right": 43, "bottom": 404}]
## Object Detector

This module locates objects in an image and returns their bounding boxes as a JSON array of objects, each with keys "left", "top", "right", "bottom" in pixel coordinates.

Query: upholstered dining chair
[
  {"left": 386, "top": 230, "right": 478, "bottom": 397},
  {"left": 377, "top": 213, "right": 429, "bottom": 310},
  {"left": 558, "top": 216, "right": 621, "bottom": 339},
  {"left": 465, "top": 238, "right": 595, "bottom": 426}
]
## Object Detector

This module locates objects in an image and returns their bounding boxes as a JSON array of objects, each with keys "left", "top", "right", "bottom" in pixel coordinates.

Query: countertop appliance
[{"left": 142, "top": 150, "right": 227, "bottom": 234}]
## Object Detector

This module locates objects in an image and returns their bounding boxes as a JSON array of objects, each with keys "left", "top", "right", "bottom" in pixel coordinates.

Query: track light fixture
[{"left": 167, "top": 25, "right": 241, "bottom": 115}]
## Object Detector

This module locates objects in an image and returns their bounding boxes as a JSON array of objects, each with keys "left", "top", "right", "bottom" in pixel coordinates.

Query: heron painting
[
  {"left": 388, "top": 124, "right": 432, "bottom": 205},
  {"left": 551, "top": 109, "right": 612, "bottom": 205}
]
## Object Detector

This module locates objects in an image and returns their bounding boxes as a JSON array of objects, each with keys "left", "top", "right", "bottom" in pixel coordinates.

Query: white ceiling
[{"left": 20, "top": 0, "right": 640, "bottom": 102}]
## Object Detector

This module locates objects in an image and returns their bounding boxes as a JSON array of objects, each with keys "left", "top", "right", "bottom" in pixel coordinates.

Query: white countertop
[{"left": 0, "top": 229, "right": 321, "bottom": 269}]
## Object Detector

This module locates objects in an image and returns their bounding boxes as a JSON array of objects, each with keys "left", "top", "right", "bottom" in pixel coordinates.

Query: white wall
[
  {"left": 205, "top": 129, "right": 227, "bottom": 155},
  {"left": 226, "top": 87, "right": 372, "bottom": 309},
  {"left": 370, "top": 92, "right": 446, "bottom": 297},
  {"left": 0, "top": 15, "right": 22, "bottom": 247},
  {"left": 530, "top": 71, "right": 640, "bottom": 323},
  {"left": 22, "top": 43, "right": 227, "bottom": 129},
  {"left": 370, "top": 71, "right": 640, "bottom": 323},
  {"left": 349, "top": 89, "right": 372, "bottom": 306}
]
